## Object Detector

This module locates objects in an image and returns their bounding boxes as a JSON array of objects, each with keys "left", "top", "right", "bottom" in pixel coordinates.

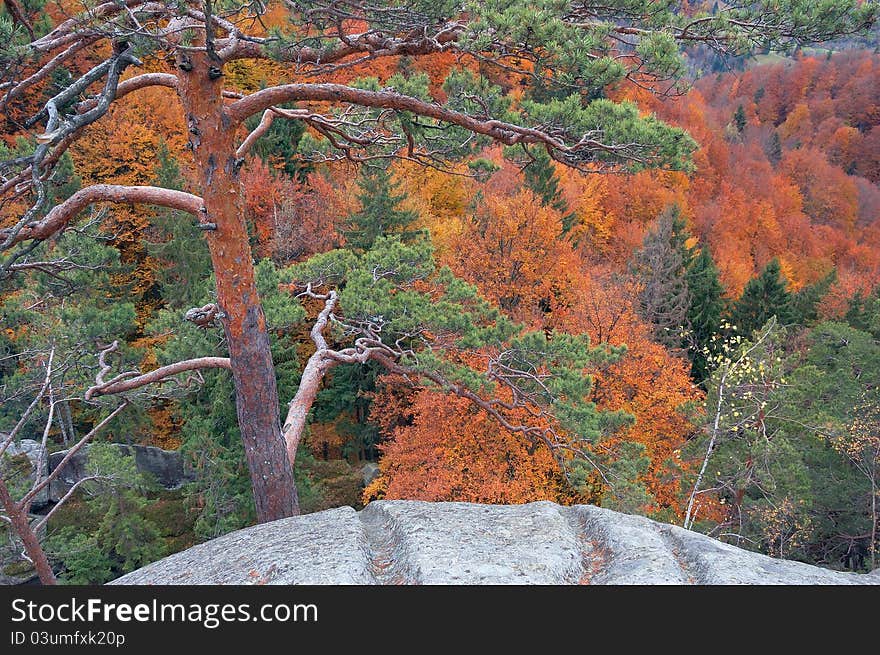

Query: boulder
[
  {"left": 1, "top": 438, "right": 49, "bottom": 510},
  {"left": 360, "top": 462, "right": 380, "bottom": 486},
  {"left": 109, "top": 500, "right": 880, "bottom": 585},
  {"left": 47, "top": 443, "right": 194, "bottom": 502}
]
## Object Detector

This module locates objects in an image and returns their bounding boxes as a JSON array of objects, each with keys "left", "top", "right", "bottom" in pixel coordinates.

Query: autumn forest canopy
[{"left": 0, "top": 0, "right": 879, "bottom": 585}]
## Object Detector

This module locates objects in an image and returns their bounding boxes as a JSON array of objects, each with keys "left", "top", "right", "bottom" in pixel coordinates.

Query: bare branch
[
  {"left": 78, "top": 72, "right": 179, "bottom": 113},
  {"left": 85, "top": 348, "right": 231, "bottom": 400},
  {"left": 236, "top": 108, "right": 276, "bottom": 159},
  {"left": 29, "top": 0, "right": 161, "bottom": 53},
  {"left": 1, "top": 38, "right": 98, "bottom": 110},
  {"left": 281, "top": 290, "right": 340, "bottom": 457},
  {"left": 20, "top": 402, "right": 128, "bottom": 508},
  {"left": 0, "top": 44, "right": 146, "bottom": 255},
  {"left": 228, "top": 83, "right": 632, "bottom": 166},
  {"left": 223, "top": 20, "right": 465, "bottom": 65},
  {"left": 1, "top": 184, "right": 204, "bottom": 247},
  {"left": 309, "top": 290, "right": 338, "bottom": 352},
  {"left": 33, "top": 474, "right": 114, "bottom": 532},
  {"left": 684, "top": 318, "right": 778, "bottom": 530},
  {"left": 0, "top": 73, "right": 179, "bottom": 207}
]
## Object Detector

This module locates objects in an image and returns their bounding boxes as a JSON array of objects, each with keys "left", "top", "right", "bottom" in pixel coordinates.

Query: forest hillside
[{"left": 0, "top": 0, "right": 878, "bottom": 585}]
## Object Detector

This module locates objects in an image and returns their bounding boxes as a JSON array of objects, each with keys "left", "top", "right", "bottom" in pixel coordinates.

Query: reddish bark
[
  {"left": 2, "top": 185, "right": 203, "bottom": 244},
  {"left": 175, "top": 47, "right": 299, "bottom": 521},
  {"left": 227, "top": 84, "right": 620, "bottom": 158},
  {"left": 281, "top": 291, "right": 341, "bottom": 464},
  {"left": 0, "top": 480, "right": 56, "bottom": 585},
  {"left": 85, "top": 357, "right": 231, "bottom": 399}
]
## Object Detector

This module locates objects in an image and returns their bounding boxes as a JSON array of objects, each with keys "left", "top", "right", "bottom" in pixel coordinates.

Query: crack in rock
[{"left": 109, "top": 501, "right": 880, "bottom": 585}]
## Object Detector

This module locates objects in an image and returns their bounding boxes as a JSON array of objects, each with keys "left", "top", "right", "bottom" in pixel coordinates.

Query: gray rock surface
[
  {"left": 110, "top": 500, "right": 880, "bottom": 585},
  {"left": 2, "top": 439, "right": 49, "bottom": 510},
  {"left": 359, "top": 462, "right": 380, "bottom": 486},
  {"left": 48, "top": 443, "right": 194, "bottom": 501}
]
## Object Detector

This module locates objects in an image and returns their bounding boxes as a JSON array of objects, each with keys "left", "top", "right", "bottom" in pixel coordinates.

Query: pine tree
[
  {"left": 342, "top": 164, "right": 422, "bottom": 252},
  {"left": 844, "top": 286, "right": 880, "bottom": 339},
  {"left": 728, "top": 258, "right": 795, "bottom": 334},
  {"left": 630, "top": 205, "right": 692, "bottom": 348},
  {"left": 734, "top": 104, "right": 747, "bottom": 133},
  {"left": 765, "top": 131, "right": 782, "bottom": 165},
  {"left": 523, "top": 148, "right": 577, "bottom": 233},
  {"left": 3, "top": 0, "right": 872, "bottom": 527},
  {"left": 791, "top": 268, "right": 837, "bottom": 326},
  {"left": 686, "top": 245, "right": 726, "bottom": 384}
]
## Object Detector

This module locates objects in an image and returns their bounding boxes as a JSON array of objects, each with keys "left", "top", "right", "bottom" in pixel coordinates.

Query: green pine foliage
[
  {"left": 844, "top": 286, "right": 880, "bottom": 339},
  {"left": 45, "top": 444, "right": 167, "bottom": 584},
  {"left": 342, "top": 164, "right": 423, "bottom": 252},
  {"left": 791, "top": 268, "right": 837, "bottom": 326},
  {"left": 288, "top": 235, "right": 632, "bottom": 487},
  {"left": 521, "top": 148, "right": 578, "bottom": 233},
  {"left": 728, "top": 258, "right": 796, "bottom": 335},
  {"left": 0, "top": 227, "right": 146, "bottom": 437},
  {"left": 686, "top": 245, "right": 726, "bottom": 384}
]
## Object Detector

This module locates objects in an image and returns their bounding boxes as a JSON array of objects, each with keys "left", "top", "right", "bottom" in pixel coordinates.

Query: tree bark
[
  {"left": 2, "top": 185, "right": 203, "bottom": 245},
  {"left": 0, "top": 481, "right": 56, "bottom": 585},
  {"left": 176, "top": 49, "right": 298, "bottom": 521},
  {"left": 283, "top": 351, "right": 334, "bottom": 466}
]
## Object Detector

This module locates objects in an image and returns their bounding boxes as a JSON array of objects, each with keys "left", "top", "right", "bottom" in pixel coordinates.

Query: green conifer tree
[
  {"left": 686, "top": 245, "right": 726, "bottom": 384},
  {"left": 791, "top": 268, "right": 837, "bottom": 326},
  {"left": 522, "top": 148, "right": 577, "bottom": 233},
  {"left": 342, "top": 164, "right": 422, "bottom": 252},
  {"left": 844, "top": 286, "right": 880, "bottom": 339},
  {"left": 734, "top": 104, "right": 747, "bottom": 132},
  {"left": 728, "top": 258, "right": 795, "bottom": 334}
]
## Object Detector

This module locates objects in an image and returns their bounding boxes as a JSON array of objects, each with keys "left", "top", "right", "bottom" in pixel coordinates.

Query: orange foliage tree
[
  {"left": 70, "top": 85, "right": 187, "bottom": 323},
  {"left": 365, "top": 383, "right": 573, "bottom": 504},
  {"left": 551, "top": 268, "right": 702, "bottom": 516},
  {"left": 440, "top": 170, "right": 581, "bottom": 328}
]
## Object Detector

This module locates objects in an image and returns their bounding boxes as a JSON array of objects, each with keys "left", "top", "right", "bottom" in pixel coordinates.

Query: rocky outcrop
[
  {"left": 359, "top": 462, "right": 380, "bottom": 486},
  {"left": 110, "top": 500, "right": 880, "bottom": 585},
  {"left": 1, "top": 439, "right": 49, "bottom": 510},
  {"left": 48, "top": 443, "right": 194, "bottom": 502}
]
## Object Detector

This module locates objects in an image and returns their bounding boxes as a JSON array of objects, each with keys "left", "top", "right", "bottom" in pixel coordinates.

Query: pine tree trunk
[{"left": 176, "top": 50, "right": 298, "bottom": 522}]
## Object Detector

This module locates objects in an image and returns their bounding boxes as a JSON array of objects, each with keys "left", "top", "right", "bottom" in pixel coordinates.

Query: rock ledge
[{"left": 110, "top": 501, "right": 880, "bottom": 585}]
